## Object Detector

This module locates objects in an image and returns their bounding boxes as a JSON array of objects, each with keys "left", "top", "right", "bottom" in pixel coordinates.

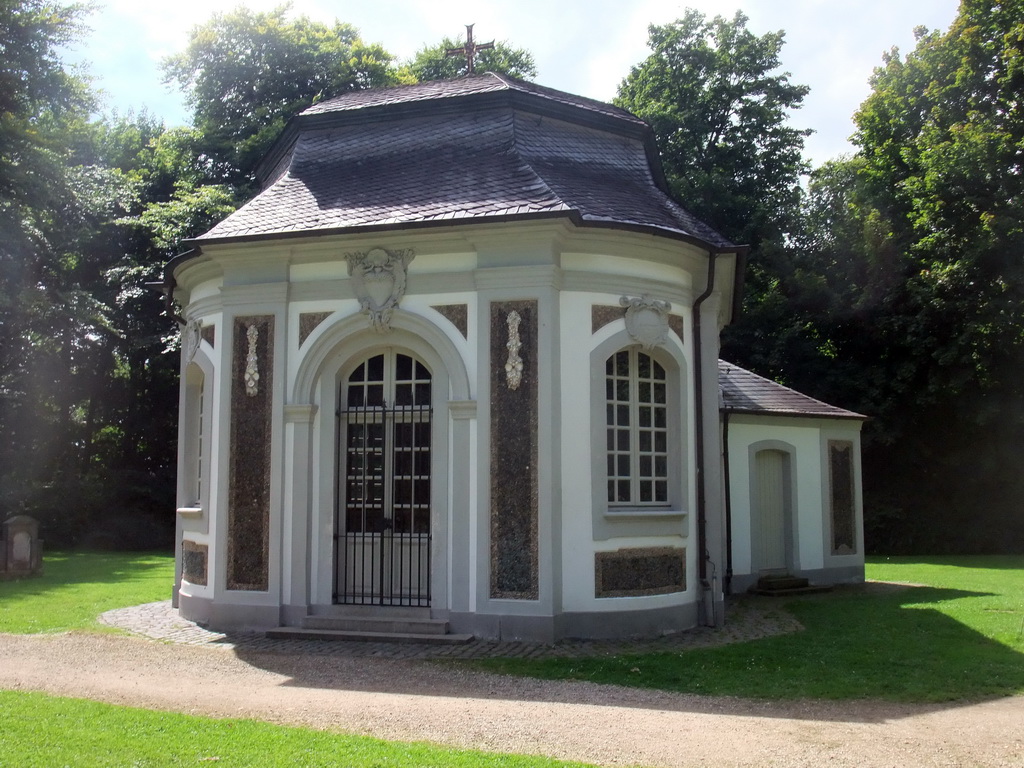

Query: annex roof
[
  {"left": 190, "top": 73, "right": 734, "bottom": 250},
  {"left": 718, "top": 360, "right": 867, "bottom": 420}
]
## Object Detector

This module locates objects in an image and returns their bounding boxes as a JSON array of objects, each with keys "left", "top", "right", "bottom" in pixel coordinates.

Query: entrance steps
[
  {"left": 265, "top": 608, "right": 473, "bottom": 644},
  {"left": 751, "top": 574, "right": 833, "bottom": 597}
]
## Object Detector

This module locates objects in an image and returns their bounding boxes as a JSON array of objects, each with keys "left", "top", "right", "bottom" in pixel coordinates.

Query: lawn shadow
[
  {"left": 229, "top": 582, "right": 1024, "bottom": 724},
  {"left": 0, "top": 551, "right": 172, "bottom": 597}
]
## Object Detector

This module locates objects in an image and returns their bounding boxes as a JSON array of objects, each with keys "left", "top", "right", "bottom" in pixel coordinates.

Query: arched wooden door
[
  {"left": 754, "top": 449, "right": 789, "bottom": 574},
  {"left": 335, "top": 351, "right": 432, "bottom": 606}
]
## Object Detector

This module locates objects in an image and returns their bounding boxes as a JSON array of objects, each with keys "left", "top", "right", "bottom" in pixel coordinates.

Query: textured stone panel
[
  {"left": 595, "top": 547, "right": 686, "bottom": 598},
  {"left": 591, "top": 305, "right": 624, "bottom": 334},
  {"left": 299, "top": 311, "right": 332, "bottom": 346},
  {"left": 228, "top": 315, "right": 274, "bottom": 591},
  {"left": 181, "top": 540, "right": 208, "bottom": 586},
  {"left": 432, "top": 304, "right": 468, "bottom": 339},
  {"left": 668, "top": 314, "right": 685, "bottom": 341},
  {"left": 200, "top": 324, "right": 215, "bottom": 348},
  {"left": 829, "top": 440, "right": 856, "bottom": 555},
  {"left": 490, "top": 300, "right": 539, "bottom": 599}
]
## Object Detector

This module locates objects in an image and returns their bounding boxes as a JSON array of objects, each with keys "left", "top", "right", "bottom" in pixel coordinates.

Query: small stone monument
[{"left": 0, "top": 515, "right": 44, "bottom": 579}]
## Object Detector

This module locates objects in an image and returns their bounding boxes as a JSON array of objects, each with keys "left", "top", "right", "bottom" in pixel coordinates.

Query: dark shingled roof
[
  {"left": 192, "top": 73, "right": 733, "bottom": 249},
  {"left": 719, "top": 360, "right": 866, "bottom": 420}
]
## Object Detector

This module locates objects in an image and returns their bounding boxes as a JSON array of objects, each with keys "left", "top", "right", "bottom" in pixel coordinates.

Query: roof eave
[
  {"left": 721, "top": 406, "right": 868, "bottom": 421},
  {"left": 181, "top": 209, "right": 741, "bottom": 255}
]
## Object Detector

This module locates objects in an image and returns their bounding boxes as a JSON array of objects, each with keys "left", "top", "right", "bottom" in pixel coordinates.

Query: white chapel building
[{"left": 168, "top": 74, "right": 866, "bottom": 642}]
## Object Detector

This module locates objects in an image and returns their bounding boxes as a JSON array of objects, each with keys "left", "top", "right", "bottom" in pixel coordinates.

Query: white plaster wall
[
  {"left": 188, "top": 278, "right": 222, "bottom": 303},
  {"left": 727, "top": 417, "right": 826, "bottom": 577},
  {"left": 558, "top": 289, "right": 697, "bottom": 614}
]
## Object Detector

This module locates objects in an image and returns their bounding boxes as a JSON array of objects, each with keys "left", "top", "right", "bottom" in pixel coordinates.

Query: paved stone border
[{"left": 99, "top": 597, "right": 803, "bottom": 660}]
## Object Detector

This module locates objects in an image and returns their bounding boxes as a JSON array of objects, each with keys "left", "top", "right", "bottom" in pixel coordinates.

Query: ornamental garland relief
[
  {"left": 345, "top": 247, "right": 414, "bottom": 333},
  {"left": 244, "top": 323, "right": 260, "bottom": 396},
  {"left": 505, "top": 310, "right": 523, "bottom": 390},
  {"left": 182, "top": 318, "right": 202, "bottom": 365},
  {"left": 620, "top": 295, "right": 671, "bottom": 350}
]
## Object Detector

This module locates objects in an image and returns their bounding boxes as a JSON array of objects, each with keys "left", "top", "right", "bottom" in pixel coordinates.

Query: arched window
[{"left": 605, "top": 349, "right": 669, "bottom": 505}]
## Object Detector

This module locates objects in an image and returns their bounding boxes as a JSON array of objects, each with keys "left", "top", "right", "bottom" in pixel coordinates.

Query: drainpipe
[
  {"left": 692, "top": 252, "right": 716, "bottom": 625},
  {"left": 722, "top": 409, "right": 733, "bottom": 595}
]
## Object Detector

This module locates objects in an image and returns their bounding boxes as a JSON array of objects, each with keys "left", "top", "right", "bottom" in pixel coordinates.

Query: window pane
[
  {"left": 367, "top": 384, "right": 385, "bottom": 406},
  {"left": 640, "top": 481, "right": 652, "bottom": 502},
  {"left": 617, "top": 454, "right": 630, "bottom": 476},
  {"left": 639, "top": 382, "right": 651, "bottom": 403},
  {"left": 653, "top": 382, "right": 666, "bottom": 404},
  {"left": 616, "top": 378, "right": 630, "bottom": 401},
  {"left": 396, "top": 354, "right": 412, "bottom": 379},
  {"left": 618, "top": 430, "right": 631, "bottom": 451},
  {"left": 607, "top": 480, "right": 615, "bottom": 502},
  {"left": 347, "top": 385, "right": 364, "bottom": 408},
  {"left": 639, "top": 407, "right": 651, "bottom": 427},
  {"left": 617, "top": 404, "right": 630, "bottom": 426},
  {"left": 395, "top": 383, "right": 413, "bottom": 405},
  {"left": 653, "top": 360, "right": 665, "bottom": 379},
  {"left": 368, "top": 354, "right": 384, "bottom": 380},
  {"left": 415, "top": 361, "right": 429, "bottom": 379},
  {"left": 607, "top": 455, "right": 615, "bottom": 475},
  {"left": 639, "top": 455, "right": 652, "bottom": 476},
  {"left": 615, "top": 350, "right": 629, "bottom": 376},
  {"left": 655, "top": 480, "right": 668, "bottom": 501},
  {"left": 655, "top": 455, "right": 667, "bottom": 477},
  {"left": 654, "top": 407, "right": 666, "bottom": 428},
  {"left": 415, "top": 382, "right": 430, "bottom": 404},
  {"left": 655, "top": 431, "right": 667, "bottom": 453},
  {"left": 617, "top": 480, "right": 630, "bottom": 502},
  {"left": 638, "top": 352, "right": 651, "bottom": 378}
]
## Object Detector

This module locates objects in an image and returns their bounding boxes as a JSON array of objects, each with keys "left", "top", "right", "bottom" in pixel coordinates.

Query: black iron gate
[{"left": 334, "top": 401, "right": 432, "bottom": 606}]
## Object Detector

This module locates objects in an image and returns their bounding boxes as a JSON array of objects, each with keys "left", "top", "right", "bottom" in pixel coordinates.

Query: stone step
[
  {"left": 756, "top": 575, "right": 810, "bottom": 591},
  {"left": 752, "top": 584, "right": 834, "bottom": 597},
  {"left": 265, "top": 627, "right": 474, "bottom": 644},
  {"left": 300, "top": 615, "right": 450, "bottom": 635}
]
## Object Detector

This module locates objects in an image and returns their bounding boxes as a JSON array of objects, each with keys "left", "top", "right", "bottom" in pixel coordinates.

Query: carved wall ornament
[
  {"left": 345, "top": 247, "right": 414, "bottom": 333},
  {"left": 620, "top": 295, "right": 672, "bottom": 350},
  {"left": 244, "top": 324, "right": 260, "bottom": 396},
  {"left": 182, "top": 319, "right": 202, "bottom": 365},
  {"left": 505, "top": 310, "right": 523, "bottom": 390}
]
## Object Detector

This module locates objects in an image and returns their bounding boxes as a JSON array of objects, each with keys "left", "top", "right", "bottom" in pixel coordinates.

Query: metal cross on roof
[{"left": 445, "top": 24, "right": 495, "bottom": 74}]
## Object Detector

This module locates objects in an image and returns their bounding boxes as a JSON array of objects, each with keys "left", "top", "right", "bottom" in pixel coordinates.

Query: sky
[{"left": 64, "top": 0, "right": 960, "bottom": 167}]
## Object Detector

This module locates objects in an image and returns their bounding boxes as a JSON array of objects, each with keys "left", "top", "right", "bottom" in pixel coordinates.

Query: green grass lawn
[
  {"left": 471, "top": 555, "right": 1024, "bottom": 702},
  {"left": 0, "top": 550, "right": 174, "bottom": 633},
  {"left": 0, "top": 690, "right": 595, "bottom": 768}
]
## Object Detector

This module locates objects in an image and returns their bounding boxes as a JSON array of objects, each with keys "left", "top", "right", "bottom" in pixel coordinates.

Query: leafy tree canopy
[
  {"left": 407, "top": 34, "right": 537, "bottom": 81},
  {"left": 615, "top": 10, "right": 810, "bottom": 249},
  {"left": 162, "top": 4, "right": 400, "bottom": 184}
]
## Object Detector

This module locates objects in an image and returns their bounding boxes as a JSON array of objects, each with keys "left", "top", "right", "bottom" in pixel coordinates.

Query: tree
[
  {"left": 407, "top": 35, "right": 537, "bottom": 81},
  {"left": 844, "top": 0, "right": 1024, "bottom": 552},
  {"left": 615, "top": 10, "right": 810, "bottom": 250},
  {"left": 0, "top": 1, "right": 97, "bottom": 496},
  {"left": 162, "top": 5, "right": 400, "bottom": 184}
]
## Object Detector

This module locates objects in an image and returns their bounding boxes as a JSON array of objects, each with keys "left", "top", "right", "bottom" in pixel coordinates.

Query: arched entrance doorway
[
  {"left": 336, "top": 350, "right": 432, "bottom": 606},
  {"left": 753, "top": 448, "right": 793, "bottom": 575}
]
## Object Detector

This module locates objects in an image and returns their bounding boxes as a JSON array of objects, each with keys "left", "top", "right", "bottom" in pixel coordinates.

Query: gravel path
[{"left": 2, "top": 601, "right": 1023, "bottom": 767}]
